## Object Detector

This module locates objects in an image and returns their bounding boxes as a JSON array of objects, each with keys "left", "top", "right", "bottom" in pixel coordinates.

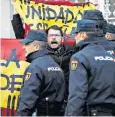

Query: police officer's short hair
[
  {"left": 46, "top": 25, "right": 63, "bottom": 37},
  {"left": 108, "top": 33, "right": 115, "bottom": 40},
  {"left": 33, "top": 40, "right": 47, "bottom": 50}
]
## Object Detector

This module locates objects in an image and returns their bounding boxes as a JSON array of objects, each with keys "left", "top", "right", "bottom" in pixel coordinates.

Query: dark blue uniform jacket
[
  {"left": 16, "top": 50, "right": 65, "bottom": 116},
  {"left": 92, "top": 36, "right": 115, "bottom": 55},
  {"left": 65, "top": 37, "right": 115, "bottom": 116}
]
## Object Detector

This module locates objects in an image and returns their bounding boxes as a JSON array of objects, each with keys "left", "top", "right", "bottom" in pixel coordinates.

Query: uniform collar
[
  {"left": 26, "top": 49, "right": 49, "bottom": 63},
  {"left": 76, "top": 36, "right": 102, "bottom": 51}
]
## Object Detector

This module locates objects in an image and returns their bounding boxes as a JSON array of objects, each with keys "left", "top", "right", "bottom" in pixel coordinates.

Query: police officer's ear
[
  {"left": 35, "top": 44, "right": 40, "bottom": 51},
  {"left": 33, "top": 41, "right": 40, "bottom": 51},
  {"left": 105, "top": 33, "right": 111, "bottom": 40},
  {"left": 80, "top": 32, "right": 87, "bottom": 40}
]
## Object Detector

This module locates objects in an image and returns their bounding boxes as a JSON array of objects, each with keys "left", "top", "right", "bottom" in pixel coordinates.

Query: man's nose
[{"left": 52, "top": 35, "right": 56, "bottom": 38}]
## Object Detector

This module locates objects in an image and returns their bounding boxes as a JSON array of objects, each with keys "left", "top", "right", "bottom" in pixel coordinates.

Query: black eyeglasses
[{"left": 48, "top": 34, "right": 62, "bottom": 37}]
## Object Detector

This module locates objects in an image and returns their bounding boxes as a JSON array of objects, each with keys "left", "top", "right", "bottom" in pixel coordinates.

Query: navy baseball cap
[
  {"left": 72, "top": 20, "right": 99, "bottom": 34},
  {"left": 83, "top": 10, "right": 104, "bottom": 20},
  {"left": 106, "top": 24, "right": 115, "bottom": 34},
  {"left": 20, "top": 30, "right": 47, "bottom": 44}
]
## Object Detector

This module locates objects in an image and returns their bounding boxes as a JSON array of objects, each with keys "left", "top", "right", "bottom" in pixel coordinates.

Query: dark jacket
[
  {"left": 11, "top": 14, "right": 75, "bottom": 99},
  {"left": 16, "top": 50, "right": 65, "bottom": 116},
  {"left": 110, "top": 40, "right": 115, "bottom": 50},
  {"left": 65, "top": 37, "right": 115, "bottom": 116},
  {"left": 91, "top": 36, "right": 115, "bottom": 56},
  {"left": 47, "top": 44, "right": 74, "bottom": 80},
  {"left": 47, "top": 44, "right": 74, "bottom": 99}
]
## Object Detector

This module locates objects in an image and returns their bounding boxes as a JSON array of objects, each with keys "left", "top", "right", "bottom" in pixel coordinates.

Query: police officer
[
  {"left": 105, "top": 23, "right": 115, "bottom": 41},
  {"left": 82, "top": 10, "right": 115, "bottom": 56},
  {"left": 65, "top": 20, "right": 115, "bottom": 116},
  {"left": 16, "top": 30, "right": 65, "bottom": 116}
]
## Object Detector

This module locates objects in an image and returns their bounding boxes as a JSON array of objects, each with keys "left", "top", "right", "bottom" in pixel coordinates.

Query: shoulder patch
[
  {"left": 25, "top": 72, "right": 31, "bottom": 81},
  {"left": 71, "top": 60, "right": 78, "bottom": 70}
]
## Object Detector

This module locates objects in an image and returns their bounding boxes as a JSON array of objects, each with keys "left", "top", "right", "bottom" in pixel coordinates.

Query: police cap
[
  {"left": 72, "top": 20, "right": 99, "bottom": 34},
  {"left": 83, "top": 10, "right": 104, "bottom": 20},
  {"left": 20, "top": 30, "right": 47, "bottom": 44},
  {"left": 83, "top": 10, "right": 107, "bottom": 34}
]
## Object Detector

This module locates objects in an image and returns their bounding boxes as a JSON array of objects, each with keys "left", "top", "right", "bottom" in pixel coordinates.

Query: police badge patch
[
  {"left": 25, "top": 72, "right": 31, "bottom": 81},
  {"left": 71, "top": 60, "right": 78, "bottom": 70}
]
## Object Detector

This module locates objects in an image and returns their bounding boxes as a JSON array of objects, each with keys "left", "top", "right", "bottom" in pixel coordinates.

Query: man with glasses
[
  {"left": 46, "top": 25, "right": 74, "bottom": 81},
  {"left": 46, "top": 25, "right": 74, "bottom": 113}
]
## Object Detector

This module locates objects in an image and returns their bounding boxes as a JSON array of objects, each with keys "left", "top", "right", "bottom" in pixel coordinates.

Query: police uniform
[
  {"left": 82, "top": 10, "right": 115, "bottom": 56},
  {"left": 65, "top": 20, "right": 115, "bottom": 116},
  {"left": 16, "top": 30, "right": 65, "bottom": 116},
  {"left": 92, "top": 36, "right": 115, "bottom": 56}
]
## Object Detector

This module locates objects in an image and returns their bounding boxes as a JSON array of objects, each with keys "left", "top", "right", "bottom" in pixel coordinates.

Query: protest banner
[
  {"left": 0, "top": 38, "right": 29, "bottom": 116},
  {"left": 1, "top": 0, "right": 96, "bottom": 116},
  {"left": 13, "top": 0, "right": 96, "bottom": 34}
]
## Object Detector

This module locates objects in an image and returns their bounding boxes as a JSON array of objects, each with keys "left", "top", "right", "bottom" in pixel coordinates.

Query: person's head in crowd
[
  {"left": 46, "top": 25, "right": 64, "bottom": 49},
  {"left": 83, "top": 10, "right": 107, "bottom": 34},
  {"left": 20, "top": 30, "right": 47, "bottom": 57},
  {"left": 72, "top": 19, "right": 102, "bottom": 45},
  {"left": 105, "top": 23, "right": 115, "bottom": 40}
]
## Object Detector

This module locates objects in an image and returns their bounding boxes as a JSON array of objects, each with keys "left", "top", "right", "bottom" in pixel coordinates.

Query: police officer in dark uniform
[
  {"left": 82, "top": 10, "right": 115, "bottom": 56},
  {"left": 16, "top": 30, "right": 65, "bottom": 116},
  {"left": 65, "top": 20, "right": 115, "bottom": 116},
  {"left": 105, "top": 23, "right": 115, "bottom": 41}
]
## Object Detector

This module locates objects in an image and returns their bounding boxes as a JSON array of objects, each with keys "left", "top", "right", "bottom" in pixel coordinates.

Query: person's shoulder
[
  {"left": 33, "top": 55, "right": 53, "bottom": 64},
  {"left": 30, "top": 57, "right": 44, "bottom": 68},
  {"left": 71, "top": 49, "right": 85, "bottom": 60},
  {"left": 34, "top": 56, "right": 46, "bottom": 62},
  {"left": 109, "top": 40, "right": 115, "bottom": 45}
]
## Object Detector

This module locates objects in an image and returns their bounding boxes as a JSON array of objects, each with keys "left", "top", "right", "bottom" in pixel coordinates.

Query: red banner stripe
[{"left": 1, "top": 38, "right": 26, "bottom": 60}]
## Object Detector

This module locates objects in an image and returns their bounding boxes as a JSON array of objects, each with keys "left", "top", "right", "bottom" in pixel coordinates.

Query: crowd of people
[{"left": 11, "top": 0, "right": 115, "bottom": 116}]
